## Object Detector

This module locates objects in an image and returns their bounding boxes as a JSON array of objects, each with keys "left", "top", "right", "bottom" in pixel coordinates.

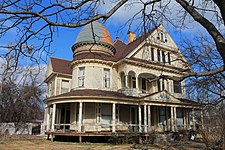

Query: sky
[
  {"left": 1, "top": 0, "right": 223, "bottom": 67},
  {"left": 48, "top": 0, "right": 217, "bottom": 62}
]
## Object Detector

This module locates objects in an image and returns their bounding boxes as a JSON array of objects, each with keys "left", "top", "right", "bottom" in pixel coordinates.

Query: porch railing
[{"left": 47, "top": 123, "right": 197, "bottom": 133}]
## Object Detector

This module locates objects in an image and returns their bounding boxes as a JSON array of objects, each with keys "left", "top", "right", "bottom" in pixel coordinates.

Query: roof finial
[{"left": 160, "top": 15, "right": 163, "bottom": 25}]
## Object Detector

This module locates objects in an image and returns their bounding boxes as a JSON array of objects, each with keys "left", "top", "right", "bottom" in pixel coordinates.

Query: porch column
[
  {"left": 46, "top": 107, "right": 50, "bottom": 131},
  {"left": 171, "top": 107, "right": 175, "bottom": 131},
  {"left": 112, "top": 103, "right": 116, "bottom": 132},
  {"left": 192, "top": 108, "right": 196, "bottom": 130},
  {"left": 51, "top": 103, "right": 56, "bottom": 131},
  {"left": 78, "top": 102, "right": 83, "bottom": 132},
  {"left": 183, "top": 109, "right": 186, "bottom": 130},
  {"left": 174, "top": 107, "right": 177, "bottom": 131},
  {"left": 74, "top": 103, "right": 77, "bottom": 124},
  {"left": 166, "top": 107, "right": 169, "bottom": 131},
  {"left": 144, "top": 104, "right": 147, "bottom": 133},
  {"left": 138, "top": 105, "right": 142, "bottom": 132},
  {"left": 125, "top": 75, "right": 128, "bottom": 87},
  {"left": 186, "top": 109, "right": 189, "bottom": 129},
  {"left": 148, "top": 105, "right": 151, "bottom": 132},
  {"left": 136, "top": 76, "right": 139, "bottom": 91},
  {"left": 201, "top": 110, "right": 204, "bottom": 129}
]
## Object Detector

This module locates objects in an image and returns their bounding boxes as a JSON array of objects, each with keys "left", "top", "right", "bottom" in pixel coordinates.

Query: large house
[{"left": 43, "top": 21, "right": 202, "bottom": 141}]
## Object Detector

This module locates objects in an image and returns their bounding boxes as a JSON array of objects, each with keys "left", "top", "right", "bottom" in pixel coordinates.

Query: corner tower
[
  {"left": 71, "top": 21, "right": 117, "bottom": 90},
  {"left": 72, "top": 21, "right": 116, "bottom": 58}
]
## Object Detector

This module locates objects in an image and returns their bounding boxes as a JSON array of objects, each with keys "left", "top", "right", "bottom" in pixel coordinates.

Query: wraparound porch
[{"left": 44, "top": 102, "right": 202, "bottom": 134}]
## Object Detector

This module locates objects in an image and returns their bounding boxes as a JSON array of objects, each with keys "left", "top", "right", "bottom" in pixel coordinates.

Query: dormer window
[
  {"left": 78, "top": 67, "right": 85, "bottom": 87},
  {"left": 157, "top": 32, "right": 167, "bottom": 43}
]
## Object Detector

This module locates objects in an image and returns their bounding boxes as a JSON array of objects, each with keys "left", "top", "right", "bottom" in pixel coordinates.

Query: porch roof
[
  {"left": 45, "top": 89, "right": 202, "bottom": 108},
  {"left": 48, "top": 89, "right": 138, "bottom": 100}
]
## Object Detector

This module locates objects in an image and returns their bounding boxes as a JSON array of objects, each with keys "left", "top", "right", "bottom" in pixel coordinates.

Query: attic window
[{"left": 161, "top": 33, "right": 164, "bottom": 41}]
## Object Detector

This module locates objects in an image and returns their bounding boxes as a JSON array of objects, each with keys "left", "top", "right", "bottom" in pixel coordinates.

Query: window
[
  {"left": 162, "top": 51, "right": 165, "bottom": 63},
  {"left": 157, "top": 79, "right": 161, "bottom": 92},
  {"left": 162, "top": 79, "right": 165, "bottom": 90},
  {"left": 142, "top": 78, "right": 147, "bottom": 93},
  {"left": 132, "top": 77, "right": 136, "bottom": 88},
  {"left": 61, "top": 80, "right": 69, "bottom": 94},
  {"left": 48, "top": 82, "right": 52, "bottom": 97},
  {"left": 49, "top": 81, "right": 55, "bottom": 97},
  {"left": 158, "top": 79, "right": 165, "bottom": 91},
  {"left": 78, "top": 67, "right": 85, "bottom": 87},
  {"left": 168, "top": 53, "right": 171, "bottom": 64},
  {"left": 157, "top": 49, "right": 161, "bottom": 62},
  {"left": 101, "top": 104, "right": 112, "bottom": 128},
  {"left": 151, "top": 48, "right": 154, "bottom": 61},
  {"left": 174, "top": 80, "right": 182, "bottom": 93},
  {"left": 103, "top": 68, "right": 110, "bottom": 88},
  {"left": 159, "top": 107, "right": 166, "bottom": 125},
  {"left": 161, "top": 32, "right": 164, "bottom": 41}
]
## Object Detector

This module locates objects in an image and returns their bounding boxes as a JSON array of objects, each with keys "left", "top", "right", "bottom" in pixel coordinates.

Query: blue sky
[
  {"left": 0, "top": 0, "right": 217, "bottom": 65},
  {"left": 46, "top": 1, "right": 212, "bottom": 62},
  {"left": 49, "top": 19, "right": 196, "bottom": 61}
]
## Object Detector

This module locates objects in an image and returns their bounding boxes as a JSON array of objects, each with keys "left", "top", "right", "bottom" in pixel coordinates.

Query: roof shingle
[{"left": 51, "top": 57, "right": 72, "bottom": 75}]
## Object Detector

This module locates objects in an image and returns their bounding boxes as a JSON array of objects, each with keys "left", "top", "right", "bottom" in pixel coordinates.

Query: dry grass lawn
[
  {"left": 0, "top": 135, "right": 131, "bottom": 150},
  {"left": 0, "top": 135, "right": 206, "bottom": 150}
]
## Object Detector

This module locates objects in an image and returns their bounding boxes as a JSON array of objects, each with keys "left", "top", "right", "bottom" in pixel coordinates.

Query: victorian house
[{"left": 44, "top": 21, "right": 202, "bottom": 141}]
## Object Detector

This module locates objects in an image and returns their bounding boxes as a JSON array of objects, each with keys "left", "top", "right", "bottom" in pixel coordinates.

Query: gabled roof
[
  {"left": 50, "top": 57, "right": 72, "bottom": 75},
  {"left": 113, "top": 26, "right": 157, "bottom": 60},
  {"left": 142, "top": 90, "right": 202, "bottom": 106},
  {"left": 127, "top": 57, "right": 188, "bottom": 72}
]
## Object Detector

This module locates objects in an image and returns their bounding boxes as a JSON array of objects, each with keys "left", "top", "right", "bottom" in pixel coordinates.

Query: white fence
[{"left": 0, "top": 123, "right": 32, "bottom": 135}]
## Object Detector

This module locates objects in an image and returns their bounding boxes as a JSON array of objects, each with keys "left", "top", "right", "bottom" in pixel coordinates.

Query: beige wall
[{"left": 71, "top": 62, "right": 118, "bottom": 91}]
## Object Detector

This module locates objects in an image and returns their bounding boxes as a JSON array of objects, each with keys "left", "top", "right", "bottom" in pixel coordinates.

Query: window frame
[
  {"left": 173, "top": 80, "right": 182, "bottom": 94},
  {"left": 78, "top": 67, "right": 85, "bottom": 87},
  {"left": 157, "top": 49, "right": 161, "bottom": 62},
  {"left": 103, "top": 68, "right": 110, "bottom": 88},
  {"left": 61, "top": 79, "right": 69, "bottom": 94},
  {"left": 151, "top": 48, "right": 154, "bottom": 61},
  {"left": 168, "top": 53, "right": 171, "bottom": 64}
]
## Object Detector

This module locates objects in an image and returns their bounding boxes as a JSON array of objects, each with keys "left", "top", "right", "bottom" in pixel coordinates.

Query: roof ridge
[{"left": 51, "top": 57, "right": 71, "bottom": 62}]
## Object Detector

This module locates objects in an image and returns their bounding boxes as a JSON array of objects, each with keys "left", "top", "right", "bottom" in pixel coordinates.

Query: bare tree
[
  {"left": 0, "top": 0, "right": 224, "bottom": 77},
  {"left": 0, "top": 57, "right": 45, "bottom": 131}
]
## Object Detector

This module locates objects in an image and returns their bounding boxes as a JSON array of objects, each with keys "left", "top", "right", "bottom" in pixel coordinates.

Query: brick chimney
[{"left": 128, "top": 31, "right": 136, "bottom": 43}]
